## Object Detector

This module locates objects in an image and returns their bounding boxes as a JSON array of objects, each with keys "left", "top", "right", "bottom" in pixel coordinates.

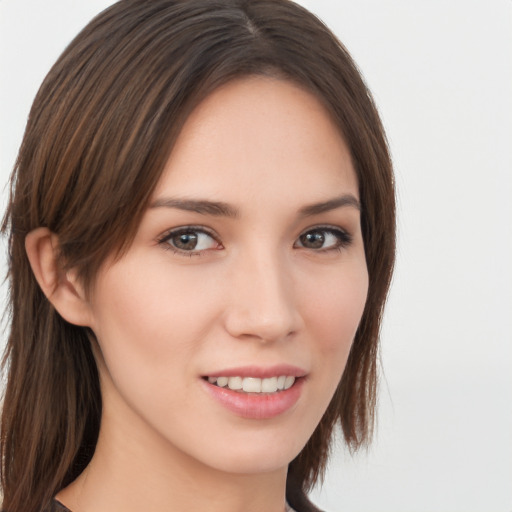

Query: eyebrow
[
  {"left": 149, "top": 194, "right": 361, "bottom": 218},
  {"left": 298, "top": 195, "right": 361, "bottom": 216},
  {"left": 149, "top": 198, "right": 239, "bottom": 218}
]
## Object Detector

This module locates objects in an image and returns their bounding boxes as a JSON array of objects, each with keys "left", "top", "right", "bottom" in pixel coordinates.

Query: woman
[{"left": 0, "top": 1, "right": 395, "bottom": 511}]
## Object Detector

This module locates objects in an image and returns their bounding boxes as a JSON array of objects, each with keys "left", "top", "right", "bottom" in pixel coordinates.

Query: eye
[
  {"left": 295, "top": 227, "right": 352, "bottom": 251},
  {"left": 158, "top": 227, "right": 221, "bottom": 255}
]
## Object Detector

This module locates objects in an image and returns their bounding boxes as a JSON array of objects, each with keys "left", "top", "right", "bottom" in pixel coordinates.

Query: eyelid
[
  {"left": 156, "top": 225, "right": 222, "bottom": 255},
  {"left": 155, "top": 224, "right": 352, "bottom": 256},
  {"left": 294, "top": 224, "right": 353, "bottom": 251}
]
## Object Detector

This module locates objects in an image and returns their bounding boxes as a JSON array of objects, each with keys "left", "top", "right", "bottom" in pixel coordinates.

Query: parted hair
[{"left": 1, "top": 1, "right": 395, "bottom": 511}]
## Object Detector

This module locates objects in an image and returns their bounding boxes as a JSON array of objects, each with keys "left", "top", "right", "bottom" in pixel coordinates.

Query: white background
[{"left": 1, "top": 1, "right": 511, "bottom": 511}]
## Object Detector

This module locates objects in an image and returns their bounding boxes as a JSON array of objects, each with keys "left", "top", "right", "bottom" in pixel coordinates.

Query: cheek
[
  {"left": 288, "top": 262, "right": 368, "bottom": 450},
  {"left": 88, "top": 259, "right": 216, "bottom": 428},
  {"left": 91, "top": 256, "right": 214, "bottom": 346},
  {"left": 303, "top": 264, "right": 369, "bottom": 357},
  {"left": 89, "top": 264, "right": 184, "bottom": 388},
  {"left": 88, "top": 255, "right": 227, "bottom": 406}
]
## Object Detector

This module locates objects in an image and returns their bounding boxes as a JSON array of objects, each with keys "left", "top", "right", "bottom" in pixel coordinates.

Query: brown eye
[
  {"left": 299, "top": 231, "right": 326, "bottom": 249},
  {"left": 295, "top": 227, "right": 352, "bottom": 251},
  {"left": 172, "top": 232, "right": 199, "bottom": 250},
  {"left": 159, "top": 228, "right": 220, "bottom": 253}
]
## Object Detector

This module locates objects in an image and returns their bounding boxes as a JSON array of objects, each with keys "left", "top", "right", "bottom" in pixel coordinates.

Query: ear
[{"left": 25, "top": 227, "right": 93, "bottom": 327}]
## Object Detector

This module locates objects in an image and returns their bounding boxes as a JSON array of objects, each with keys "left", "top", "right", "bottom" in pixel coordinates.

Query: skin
[{"left": 34, "top": 77, "right": 368, "bottom": 512}]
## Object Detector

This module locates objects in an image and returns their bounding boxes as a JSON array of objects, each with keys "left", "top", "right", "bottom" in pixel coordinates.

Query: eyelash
[
  {"left": 156, "top": 225, "right": 353, "bottom": 256},
  {"left": 294, "top": 225, "right": 353, "bottom": 253},
  {"left": 157, "top": 226, "right": 222, "bottom": 257}
]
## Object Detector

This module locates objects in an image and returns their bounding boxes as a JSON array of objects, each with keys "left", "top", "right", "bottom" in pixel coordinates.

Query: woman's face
[{"left": 87, "top": 77, "right": 368, "bottom": 476}]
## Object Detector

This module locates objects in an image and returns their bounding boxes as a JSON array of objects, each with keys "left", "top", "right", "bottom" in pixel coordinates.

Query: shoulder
[
  {"left": 286, "top": 491, "right": 325, "bottom": 512},
  {"left": 46, "top": 498, "right": 322, "bottom": 512},
  {"left": 42, "top": 501, "right": 72, "bottom": 512},
  {"left": 293, "top": 504, "right": 326, "bottom": 512},
  {"left": 47, "top": 497, "right": 323, "bottom": 512},
  {"left": 289, "top": 503, "right": 326, "bottom": 512}
]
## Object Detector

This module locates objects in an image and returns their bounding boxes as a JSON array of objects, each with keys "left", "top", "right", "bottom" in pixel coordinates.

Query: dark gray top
[{"left": 49, "top": 499, "right": 317, "bottom": 512}]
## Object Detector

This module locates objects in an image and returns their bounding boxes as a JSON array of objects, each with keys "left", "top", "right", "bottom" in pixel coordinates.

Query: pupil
[
  {"left": 174, "top": 232, "right": 198, "bottom": 250},
  {"left": 302, "top": 231, "right": 324, "bottom": 249}
]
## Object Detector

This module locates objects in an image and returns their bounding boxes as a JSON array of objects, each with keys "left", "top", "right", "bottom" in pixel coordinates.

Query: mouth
[
  {"left": 203, "top": 375, "right": 297, "bottom": 394},
  {"left": 201, "top": 369, "right": 305, "bottom": 419}
]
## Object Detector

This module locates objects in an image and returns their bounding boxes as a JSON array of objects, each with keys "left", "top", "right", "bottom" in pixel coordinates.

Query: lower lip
[{"left": 201, "top": 378, "right": 304, "bottom": 419}]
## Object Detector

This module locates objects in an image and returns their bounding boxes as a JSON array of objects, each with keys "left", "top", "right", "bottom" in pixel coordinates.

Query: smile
[
  {"left": 206, "top": 375, "right": 296, "bottom": 393},
  {"left": 202, "top": 372, "right": 305, "bottom": 419}
]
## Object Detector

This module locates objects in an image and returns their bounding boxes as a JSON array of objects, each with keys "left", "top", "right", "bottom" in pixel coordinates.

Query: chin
[
  {"left": 186, "top": 427, "right": 309, "bottom": 476},
  {"left": 205, "top": 449, "right": 296, "bottom": 476}
]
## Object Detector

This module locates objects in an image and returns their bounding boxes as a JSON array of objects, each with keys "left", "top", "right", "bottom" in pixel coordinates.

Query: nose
[{"left": 223, "top": 248, "right": 303, "bottom": 343}]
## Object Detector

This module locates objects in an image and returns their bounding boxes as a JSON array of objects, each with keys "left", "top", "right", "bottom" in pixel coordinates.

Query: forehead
[{"left": 153, "top": 76, "right": 358, "bottom": 206}]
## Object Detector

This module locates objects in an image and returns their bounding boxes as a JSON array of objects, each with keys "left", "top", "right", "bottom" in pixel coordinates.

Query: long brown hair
[{"left": 1, "top": 1, "right": 395, "bottom": 511}]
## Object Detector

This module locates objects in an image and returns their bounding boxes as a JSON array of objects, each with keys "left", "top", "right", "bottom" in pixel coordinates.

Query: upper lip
[{"left": 202, "top": 364, "right": 307, "bottom": 379}]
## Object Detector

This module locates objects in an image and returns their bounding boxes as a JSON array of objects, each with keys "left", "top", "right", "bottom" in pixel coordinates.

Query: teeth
[
  {"left": 242, "top": 377, "right": 262, "bottom": 393},
  {"left": 284, "top": 376, "right": 295, "bottom": 390},
  {"left": 261, "top": 377, "right": 278, "bottom": 393},
  {"left": 208, "top": 375, "right": 296, "bottom": 393},
  {"left": 217, "top": 376, "right": 229, "bottom": 387},
  {"left": 227, "top": 376, "right": 243, "bottom": 390}
]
